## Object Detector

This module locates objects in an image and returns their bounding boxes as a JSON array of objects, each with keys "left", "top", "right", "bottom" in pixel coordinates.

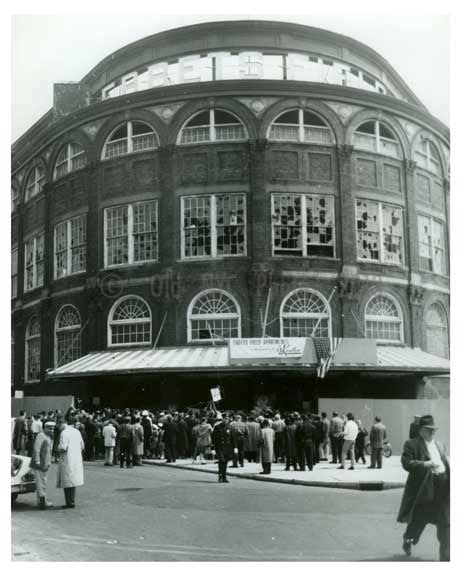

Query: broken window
[
  {"left": 272, "top": 194, "right": 335, "bottom": 257},
  {"left": 418, "top": 215, "right": 446, "bottom": 275},
  {"left": 182, "top": 194, "right": 246, "bottom": 259},
  {"left": 356, "top": 200, "right": 404, "bottom": 265},
  {"left": 105, "top": 202, "right": 158, "bottom": 267},
  {"left": 25, "top": 316, "right": 41, "bottom": 382}
]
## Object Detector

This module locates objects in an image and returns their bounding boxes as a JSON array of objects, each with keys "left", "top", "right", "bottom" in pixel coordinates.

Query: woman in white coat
[{"left": 57, "top": 411, "right": 84, "bottom": 508}]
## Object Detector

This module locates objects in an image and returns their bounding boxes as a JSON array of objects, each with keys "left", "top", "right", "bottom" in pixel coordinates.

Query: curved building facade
[{"left": 11, "top": 21, "right": 449, "bottom": 408}]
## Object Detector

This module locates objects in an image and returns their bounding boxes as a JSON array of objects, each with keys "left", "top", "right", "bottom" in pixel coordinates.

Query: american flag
[{"left": 313, "top": 336, "right": 343, "bottom": 379}]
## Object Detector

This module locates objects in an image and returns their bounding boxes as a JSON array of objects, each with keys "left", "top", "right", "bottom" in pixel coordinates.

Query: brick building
[{"left": 11, "top": 21, "right": 449, "bottom": 410}]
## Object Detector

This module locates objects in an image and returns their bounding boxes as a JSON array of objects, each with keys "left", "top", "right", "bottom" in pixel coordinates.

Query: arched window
[
  {"left": 268, "top": 109, "right": 334, "bottom": 145},
  {"left": 365, "top": 293, "right": 403, "bottom": 343},
  {"left": 25, "top": 316, "right": 41, "bottom": 382},
  {"left": 414, "top": 136, "right": 442, "bottom": 176},
  {"left": 54, "top": 142, "right": 87, "bottom": 180},
  {"left": 178, "top": 109, "right": 247, "bottom": 144},
  {"left": 281, "top": 289, "right": 331, "bottom": 337},
  {"left": 425, "top": 303, "right": 449, "bottom": 358},
  {"left": 188, "top": 289, "right": 241, "bottom": 342},
  {"left": 353, "top": 120, "right": 402, "bottom": 159},
  {"left": 102, "top": 121, "right": 159, "bottom": 159},
  {"left": 55, "top": 305, "right": 82, "bottom": 367},
  {"left": 25, "top": 165, "right": 45, "bottom": 201},
  {"left": 108, "top": 296, "right": 151, "bottom": 346}
]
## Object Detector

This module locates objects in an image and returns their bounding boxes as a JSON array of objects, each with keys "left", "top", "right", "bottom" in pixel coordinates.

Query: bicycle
[{"left": 365, "top": 440, "right": 392, "bottom": 458}]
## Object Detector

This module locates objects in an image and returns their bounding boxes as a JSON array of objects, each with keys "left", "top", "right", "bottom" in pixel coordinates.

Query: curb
[{"left": 142, "top": 460, "right": 404, "bottom": 491}]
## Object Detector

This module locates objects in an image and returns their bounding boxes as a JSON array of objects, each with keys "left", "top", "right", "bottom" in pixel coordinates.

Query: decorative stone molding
[
  {"left": 403, "top": 159, "right": 417, "bottom": 174},
  {"left": 408, "top": 284, "right": 425, "bottom": 306},
  {"left": 337, "top": 277, "right": 359, "bottom": 301},
  {"left": 337, "top": 144, "right": 354, "bottom": 159}
]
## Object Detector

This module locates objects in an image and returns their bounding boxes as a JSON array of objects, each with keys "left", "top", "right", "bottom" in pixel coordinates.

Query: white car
[{"left": 11, "top": 455, "right": 36, "bottom": 503}]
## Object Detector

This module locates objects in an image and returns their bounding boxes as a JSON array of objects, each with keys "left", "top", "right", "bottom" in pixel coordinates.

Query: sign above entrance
[{"left": 229, "top": 338, "right": 306, "bottom": 360}]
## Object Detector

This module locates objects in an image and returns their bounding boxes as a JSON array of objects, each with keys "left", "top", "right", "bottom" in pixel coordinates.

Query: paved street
[{"left": 12, "top": 462, "right": 440, "bottom": 562}]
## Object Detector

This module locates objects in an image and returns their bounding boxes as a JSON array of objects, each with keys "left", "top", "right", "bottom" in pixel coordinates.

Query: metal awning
[{"left": 47, "top": 344, "right": 449, "bottom": 379}]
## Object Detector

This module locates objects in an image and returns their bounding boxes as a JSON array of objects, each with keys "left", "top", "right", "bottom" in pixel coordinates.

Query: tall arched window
[
  {"left": 188, "top": 289, "right": 241, "bottom": 342},
  {"left": 54, "top": 142, "right": 87, "bottom": 180},
  {"left": 178, "top": 109, "right": 247, "bottom": 144},
  {"left": 414, "top": 136, "right": 442, "bottom": 176},
  {"left": 268, "top": 109, "right": 334, "bottom": 145},
  {"left": 55, "top": 305, "right": 82, "bottom": 367},
  {"left": 108, "top": 296, "right": 152, "bottom": 346},
  {"left": 11, "top": 183, "right": 19, "bottom": 212},
  {"left": 102, "top": 121, "right": 159, "bottom": 159},
  {"left": 25, "top": 316, "right": 41, "bottom": 382},
  {"left": 425, "top": 303, "right": 449, "bottom": 358},
  {"left": 25, "top": 165, "right": 46, "bottom": 201},
  {"left": 280, "top": 289, "right": 331, "bottom": 337},
  {"left": 353, "top": 120, "right": 402, "bottom": 158},
  {"left": 365, "top": 293, "right": 403, "bottom": 343}
]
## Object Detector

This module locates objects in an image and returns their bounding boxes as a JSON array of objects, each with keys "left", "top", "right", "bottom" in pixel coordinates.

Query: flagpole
[
  {"left": 310, "top": 285, "right": 336, "bottom": 337},
  {"left": 261, "top": 287, "right": 272, "bottom": 338},
  {"left": 153, "top": 311, "right": 168, "bottom": 350}
]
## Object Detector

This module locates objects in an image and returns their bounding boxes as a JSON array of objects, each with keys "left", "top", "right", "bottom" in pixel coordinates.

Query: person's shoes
[
  {"left": 284, "top": 467, "right": 290, "bottom": 471},
  {"left": 329, "top": 461, "right": 337, "bottom": 464},
  {"left": 231, "top": 465, "right": 238, "bottom": 468},
  {"left": 239, "top": 464, "right": 244, "bottom": 467},
  {"left": 337, "top": 465, "right": 344, "bottom": 469},
  {"left": 403, "top": 538, "right": 412, "bottom": 556},
  {"left": 218, "top": 476, "right": 223, "bottom": 483},
  {"left": 104, "top": 463, "right": 110, "bottom": 466},
  {"left": 222, "top": 478, "right": 230, "bottom": 483},
  {"left": 367, "top": 466, "right": 375, "bottom": 469},
  {"left": 61, "top": 504, "right": 75, "bottom": 509},
  {"left": 348, "top": 467, "right": 355, "bottom": 470}
]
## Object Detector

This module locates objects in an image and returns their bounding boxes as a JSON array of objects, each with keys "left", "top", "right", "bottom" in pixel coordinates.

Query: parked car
[
  {"left": 365, "top": 440, "right": 392, "bottom": 458},
  {"left": 11, "top": 454, "right": 36, "bottom": 503}
]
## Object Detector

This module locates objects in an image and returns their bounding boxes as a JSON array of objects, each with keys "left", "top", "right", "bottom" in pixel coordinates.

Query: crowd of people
[
  {"left": 12, "top": 406, "right": 390, "bottom": 476},
  {"left": 11, "top": 407, "right": 449, "bottom": 561}
]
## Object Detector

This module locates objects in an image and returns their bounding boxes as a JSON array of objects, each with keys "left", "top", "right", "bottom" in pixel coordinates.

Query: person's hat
[
  {"left": 215, "top": 412, "right": 223, "bottom": 420},
  {"left": 419, "top": 414, "right": 438, "bottom": 429},
  {"left": 141, "top": 410, "right": 148, "bottom": 416},
  {"left": 44, "top": 421, "right": 56, "bottom": 428}
]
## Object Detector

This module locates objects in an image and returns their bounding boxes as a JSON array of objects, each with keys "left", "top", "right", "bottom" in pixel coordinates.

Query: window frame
[
  {"left": 53, "top": 142, "right": 87, "bottom": 180},
  {"left": 54, "top": 305, "right": 82, "bottom": 368},
  {"left": 25, "top": 316, "right": 41, "bottom": 383},
  {"left": 353, "top": 120, "right": 402, "bottom": 159},
  {"left": 11, "top": 248, "right": 18, "bottom": 299},
  {"left": 414, "top": 137, "right": 442, "bottom": 176},
  {"left": 181, "top": 194, "right": 247, "bottom": 260},
  {"left": 268, "top": 108, "right": 335, "bottom": 145},
  {"left": 177, "top": 108, "right": 248, "bottom": 145},
  {"left": 355, "top": 199, "right": 405, "bottom": 266},
  {"left": 107, "top": 295, "right": 152, "bottom": 348},
  {"left": 417, "top": 213, "right": 447, "bottom": 275},
  {"left": 54, "top": 214, "right": 87, "bottom": 280},
  {"left": 271, "top": 193, "right": 336, "bottom": 258},
  {"left": 104, "top": 201, "right": 159, "bottom": 268},
  {"left": 24, "top": 233, "right": 45, "bottom": 292},
  {"left": 280, "top": 288, "right": 332, "bottom": 338},
  {"left": 364, "top": 292, "right": 404, "bottom": 344},
  {"left": 187, "top": 288, "right": 242, "bottom": 343},
  {"left": 101, "top": 121, "right": 159, "bottom": 160},
  {"left": 24, "top": 165, "right": 45, "bottom": 202},
  {"left": 425, "top": 302, "right": 449, "bottom": 358}
]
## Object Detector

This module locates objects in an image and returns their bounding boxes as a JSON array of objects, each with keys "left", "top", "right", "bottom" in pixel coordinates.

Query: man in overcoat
[
  {"left": 30, "top": 420, "right": 55, "bottom": 509},
  {"left": 397, "top": 414, "right": 449, "bottom": 561},
  {"left": 368, "top": 416, "right": 387, "bottom": 469},
  {"left": 57, "top": 410, "right": 85, "bottom": 508}
]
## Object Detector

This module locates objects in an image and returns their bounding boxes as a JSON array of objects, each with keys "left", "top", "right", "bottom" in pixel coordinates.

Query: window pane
[
  {"left": 381, "top": 205, "right": 403, "bottom": 265},
  {"left": 133, "top": 202, "right": 158, "bottom": 262},
  {"left": 55, "top": 222, "right": 69, "bottom": 278},
  {"left": 106, "top": 206, "right": 129, "bottom": 265},
  {"left": 272, "top": 195, "right": 302, "bottom": 255},
  {"left": 306, "top": 196, "right": 334, "bottom": 257},
  {"left": 356, "top": 200, "right": 380, "bottom": 261},
  {"left": 183, "top": 197, "right": 211, "bottom": 257},
  {"left": 418, "top": 215, "right": 433, "bottom": 271},
  {"left": 432, "top": 220, "right": 445, "bottom": 274},
  {"left": 216, "top": 195, "right": 246, "bottom": 256},
  {"left": 70, "top": 215, "right": 87, "bottom": 273}
]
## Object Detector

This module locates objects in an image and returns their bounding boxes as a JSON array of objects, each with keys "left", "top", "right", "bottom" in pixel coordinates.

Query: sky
[{"left": 11, "top": 13, "right": 450, "bottom": 143}]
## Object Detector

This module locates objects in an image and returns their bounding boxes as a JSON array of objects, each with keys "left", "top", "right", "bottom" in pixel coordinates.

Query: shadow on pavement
[{"left": 359, "top": 554, "right": 434, "bottom": 562}]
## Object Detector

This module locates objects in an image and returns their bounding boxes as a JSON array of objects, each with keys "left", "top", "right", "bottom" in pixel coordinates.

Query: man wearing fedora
[{"left": 397, "top": 414, "right": 450, "bottom": 561}]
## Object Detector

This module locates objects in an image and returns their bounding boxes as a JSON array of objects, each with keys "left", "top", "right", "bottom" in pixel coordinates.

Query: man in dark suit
[
  {"left": 408, "top": 415, "right": 421, "bottom": 439},
  {"left": 368, "top": 416, "right": 387, "bottom": 469},
  {"left": 163, "top": 415, "right": 178, "bottom": 463},
  {"left": 212, "top": 412, "right": 232, "bottom": 483},
  {"left": 397, "top": 414, "right": 449, "bottom": 561},
  {"left": 295, "top": 415, "right": 315, "bottom": 471}
]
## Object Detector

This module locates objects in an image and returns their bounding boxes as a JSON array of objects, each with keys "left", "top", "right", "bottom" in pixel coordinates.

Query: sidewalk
[{"left": 143, "top": 455, "right": 407, "bottom": 491}]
